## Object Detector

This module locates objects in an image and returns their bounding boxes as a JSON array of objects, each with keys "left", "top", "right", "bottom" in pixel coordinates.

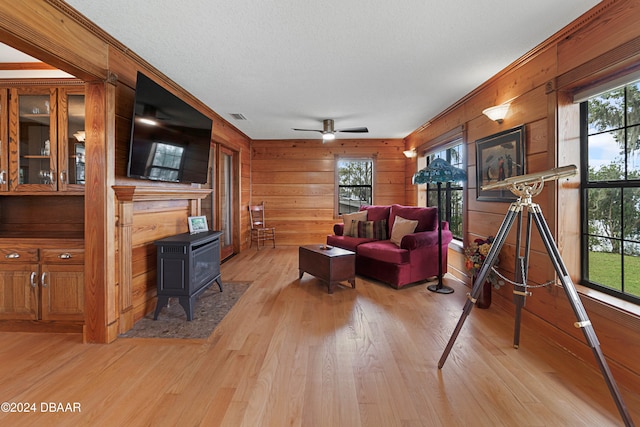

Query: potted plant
[{"left": 464, "top": 236, "right": 504, "bottom": 308}]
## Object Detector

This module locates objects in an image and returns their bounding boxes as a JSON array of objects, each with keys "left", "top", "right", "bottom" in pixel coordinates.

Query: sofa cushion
[
  {"left": 389, "top": 204, "right": 438, "bottom": 233},
  {"left": 342, "top": 211, "right": 368, "bottom": 237},
  {"left": 390, "top": 216, "right": 418, "bottom": 246},
  {"left": 355, "top": 219, "right": 388, "bottom": 240},
  {"left": 357, "top": 240, "right": 410, "bottom": 265},
  {"left": 326, "top": 235, "right": 375, "bottom": 252}
]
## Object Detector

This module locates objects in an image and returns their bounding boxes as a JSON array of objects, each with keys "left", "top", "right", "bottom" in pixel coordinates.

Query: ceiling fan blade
[
  {"left": 292, "top": 128, "right": 323, "bottom": 133},
  {"left": 336, "top": 127, "right": 369, "bottom": 133}
]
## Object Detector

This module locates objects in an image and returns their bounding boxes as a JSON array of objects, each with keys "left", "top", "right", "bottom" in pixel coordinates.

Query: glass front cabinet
[
  {"left": 0, "top": 90, "right": 8, "bottom": 192},
  {"left": 6, "top": 86, "right": 85, "bottom": 193}
]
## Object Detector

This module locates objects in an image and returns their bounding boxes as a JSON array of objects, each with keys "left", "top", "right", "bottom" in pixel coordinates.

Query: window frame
[
  {"left": 334, "top": 156, "right": 375, "bottom": 217},
  {"left": 580, "top": 83, "right": 640, "bottom": 305}
]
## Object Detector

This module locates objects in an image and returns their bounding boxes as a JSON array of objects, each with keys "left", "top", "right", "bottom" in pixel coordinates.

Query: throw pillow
[
  {"left": 356, "top": 219, "right": 388, "bottom": 240},
  {"left": 390, "top": 216, "right": 418, "bottom": 246},
  {"left": 389, "top": 204, "right": 438, "bottom": 232},
  {"left": 342, "top": 211, "right": 368, "bottom": 237}
]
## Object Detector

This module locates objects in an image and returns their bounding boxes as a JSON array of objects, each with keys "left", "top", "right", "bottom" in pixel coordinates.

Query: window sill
[
  {"left": 575, "top": 283, "right": 640, "bottom": 319},
  {"left": 449, "top": 239, "right": 463, "bottom": 252}
]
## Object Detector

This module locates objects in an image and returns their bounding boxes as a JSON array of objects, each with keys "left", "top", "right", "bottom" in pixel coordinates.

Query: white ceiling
[
  {"left": 0, "top": 44, "right": 73, "bottom": 79},
  {"left": 29, "top": 1, "right": 604, "bottom": 139}
]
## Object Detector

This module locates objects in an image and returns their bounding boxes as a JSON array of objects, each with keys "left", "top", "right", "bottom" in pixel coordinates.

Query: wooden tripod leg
[
  {"left": 512, "top": 209, "right": 525, "bottom": 349},
  {"left": 438, "top": 203, "right": 520, "bottom": 369},
  {"left": 530, "top": 204, "right": 635, "bottom": 427},
  {"left": 512, "top": 256, "right": 526, "bottom": 349}
]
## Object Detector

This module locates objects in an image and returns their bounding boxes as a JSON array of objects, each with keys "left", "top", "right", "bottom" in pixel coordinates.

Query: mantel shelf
[{"left": 112, "top": 185, "right": 212, "bottom": 202}]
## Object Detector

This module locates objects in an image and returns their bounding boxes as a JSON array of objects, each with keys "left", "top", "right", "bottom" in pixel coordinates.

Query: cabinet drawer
[
  {"left": 0, "top": 248, "right": 38, "bottom": 262},
  {"left": 41, "top": 249, "right": 84, "bottom": 264}
]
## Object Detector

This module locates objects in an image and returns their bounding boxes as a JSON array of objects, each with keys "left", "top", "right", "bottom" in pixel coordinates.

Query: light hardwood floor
[{"left": 0, "top": 246, "right": 638, "bottom": 426}]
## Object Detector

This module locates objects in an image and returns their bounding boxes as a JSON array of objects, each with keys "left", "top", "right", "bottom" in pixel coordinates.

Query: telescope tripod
[{"left": 437, "top": 196, "right": 635, "bottom": 427}]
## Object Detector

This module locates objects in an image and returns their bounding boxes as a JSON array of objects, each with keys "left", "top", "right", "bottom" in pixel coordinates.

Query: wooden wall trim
[
  {"left": 112, "top": 186, "right": 212, "bottom": 202},
  {"left": 0, "top": 79, "right": 84, "bottom": 87},
  {"left": 557, "top": 34, "right": 640, "bottom": 91},
  {"left": 415, "top": 125, "right": 465, "bottom": 154},
  {"left": 0, "top": 62, "right": 57, "bottom": 70},
  {"left": 117, "top": 200, "right": 134, "bottom": 334},
  {"left": 0, "top": 1, "right": 108, "bottom": 81}
]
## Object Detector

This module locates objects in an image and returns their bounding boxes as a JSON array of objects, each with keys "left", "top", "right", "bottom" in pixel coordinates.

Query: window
[
  {"left": 418, "top": 141, "right": 464, "bottom": 240},
  {"left": 336, "top": 158, "right": 373, "bottom": 215},
  {"left": 581, "top": 80, "right": 640, "bottom": 304},
  {"left": 149, "top": 142, "right": 184, "bottom": 182}
]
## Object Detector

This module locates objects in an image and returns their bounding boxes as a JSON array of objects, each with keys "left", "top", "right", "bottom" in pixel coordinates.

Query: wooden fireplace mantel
[
  {"left": 112, "top": 185, "right": 212, "bottom": 202},
  {"left": 112, "top": 185, "right": 213, "bottom": 339}
]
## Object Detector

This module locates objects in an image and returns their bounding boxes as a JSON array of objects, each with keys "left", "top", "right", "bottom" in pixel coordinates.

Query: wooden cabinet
[
  {"left": 4, "top": 85, "right": 85, "bottom": 193},
  {"left": 57, "top": 88, "right": 85, "bottom": 191},
  {"left": 0, "top": 89, "right": 8, "bottom": 192},
  {"left": 0, "top": 83, "right": 86, "bottom": 329},
  {"left": 0, "top": 242, "right": 84, "bottom": 321}
]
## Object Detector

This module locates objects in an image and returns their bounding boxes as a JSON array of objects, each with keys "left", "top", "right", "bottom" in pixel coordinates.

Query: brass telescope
[{"left": 482, "top": 164, "right": 577, "bottom": 191}]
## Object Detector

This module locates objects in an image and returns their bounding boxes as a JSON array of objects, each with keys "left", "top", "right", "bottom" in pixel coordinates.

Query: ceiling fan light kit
[{"left": 293, "top": 118, "right": 368, "bottom": 141}]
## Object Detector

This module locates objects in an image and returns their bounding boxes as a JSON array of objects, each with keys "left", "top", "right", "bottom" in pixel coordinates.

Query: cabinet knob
[
  {"left": 60, "top": 171, "right": 67, "bottom": 185},
  {"left": 41, "top": 272, "right": 47, "bottom": 288},
  {"left": 5, "top": 252, "right": 20, "bottom": 259},
  {"left": 58, "top": 253, "right": 72, "bottom": 259},
  {"left": 0, "top": 170, "right": 5, "bottom": 185},
  {"left": 30, "top": 272, "right": 37, "bottom": 288}
]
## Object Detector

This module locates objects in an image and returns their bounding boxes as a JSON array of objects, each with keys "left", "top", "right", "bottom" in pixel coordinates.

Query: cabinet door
[
  {"left": 8, "top": 87, "right": 58, "bottom": 192},
  {"left": 0, "top": 262, "right": 39, "bottom": 320},
  {"left": 57, "top": 88, "right": 85, "bottom": 192},
  {"left": 0, "top": 89, "right": 8, "bottom": 192},
  {"left": 40, "top": 263, "right": 84, "bottom": 321}
]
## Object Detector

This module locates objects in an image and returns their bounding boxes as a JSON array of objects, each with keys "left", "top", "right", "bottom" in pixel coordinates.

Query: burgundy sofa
[{"left": 326, "top": 204, "right": 452, "bottom": 289}]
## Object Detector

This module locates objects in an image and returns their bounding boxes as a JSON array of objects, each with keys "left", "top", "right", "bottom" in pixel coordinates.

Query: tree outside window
[
  {"left": 337, "top": 158, "right": 373, "bottom": 215},
  {"left": 582, "top": 80, "right": 640, "bottom": 304}
]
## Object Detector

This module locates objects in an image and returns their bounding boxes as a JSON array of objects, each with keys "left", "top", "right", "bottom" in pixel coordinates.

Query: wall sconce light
[
  {"left": 403, "top": 148, "right": 417, "bottom": 158},
  {"left": 482, "top": 104, "right": 510, "bottom": 124}
]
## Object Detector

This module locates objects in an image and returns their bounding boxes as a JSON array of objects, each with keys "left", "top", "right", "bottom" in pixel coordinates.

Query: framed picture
[
  {"left": 476, "top": 125, "right": 525, "bottom": 202},
  {"left": 188, "top": 216, "right": 208, "bottom": 234}
]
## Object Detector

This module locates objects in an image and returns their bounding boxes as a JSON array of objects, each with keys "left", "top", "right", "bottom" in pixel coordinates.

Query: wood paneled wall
[
  {"left": 405, "top": 0, "right": 640, "bottom": 389},
  {"left": 251, "top": 138, "right": 406, "bottom": 245},
  {"left": 0, "top": 1, "right": 251, "bottom": 341}
]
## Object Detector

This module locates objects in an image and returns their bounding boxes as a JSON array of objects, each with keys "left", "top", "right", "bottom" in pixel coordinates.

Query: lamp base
[{"left": 427, "top": 283, "right": 454, "bottom": 294}]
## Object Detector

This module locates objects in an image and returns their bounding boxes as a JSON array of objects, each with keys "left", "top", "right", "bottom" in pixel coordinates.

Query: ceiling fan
[{"left": 293, "top": 119, "right": 368, "bottom": 141}]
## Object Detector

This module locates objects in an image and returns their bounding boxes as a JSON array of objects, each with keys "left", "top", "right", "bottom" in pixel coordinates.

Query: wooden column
[{"left": 117, "top": 199, "right": 134, "bottom": 333}]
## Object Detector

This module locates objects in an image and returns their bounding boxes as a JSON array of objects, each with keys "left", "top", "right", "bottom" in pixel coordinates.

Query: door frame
[{"left": 211, "top": 143, "right": 240, "bottom": 260}]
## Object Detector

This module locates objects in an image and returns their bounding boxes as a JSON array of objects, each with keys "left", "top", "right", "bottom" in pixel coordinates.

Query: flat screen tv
[{"left": 127, "top": 71, "right": 213, "bottom": 184}]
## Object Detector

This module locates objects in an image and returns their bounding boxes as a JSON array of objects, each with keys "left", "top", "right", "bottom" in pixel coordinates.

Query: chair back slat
[{"left": 248, "top": 201, "right": 275, "bottom": 249}]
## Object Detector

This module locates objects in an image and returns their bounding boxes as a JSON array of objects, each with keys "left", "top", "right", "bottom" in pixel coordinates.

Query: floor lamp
[{"left": 412, "top": 157, "right": 467, "bottom": 294}]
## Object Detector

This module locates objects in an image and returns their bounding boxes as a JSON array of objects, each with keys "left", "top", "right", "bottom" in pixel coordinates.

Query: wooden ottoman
[{"left": 298, "top": 245, "right": 356, "bottom": 294}]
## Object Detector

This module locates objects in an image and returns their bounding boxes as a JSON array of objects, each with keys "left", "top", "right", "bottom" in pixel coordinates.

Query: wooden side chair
[{"left": 249, "top": 201, "right": 276, "bottom": 249}]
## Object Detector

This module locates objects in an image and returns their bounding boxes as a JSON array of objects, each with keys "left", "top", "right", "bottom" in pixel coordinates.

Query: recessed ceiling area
[
  {"left": 0, "top": 43, "right": 73, "bottom": 79},
  {"left": 43, "top": 1, "right": 604, "bottom": 139}
]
